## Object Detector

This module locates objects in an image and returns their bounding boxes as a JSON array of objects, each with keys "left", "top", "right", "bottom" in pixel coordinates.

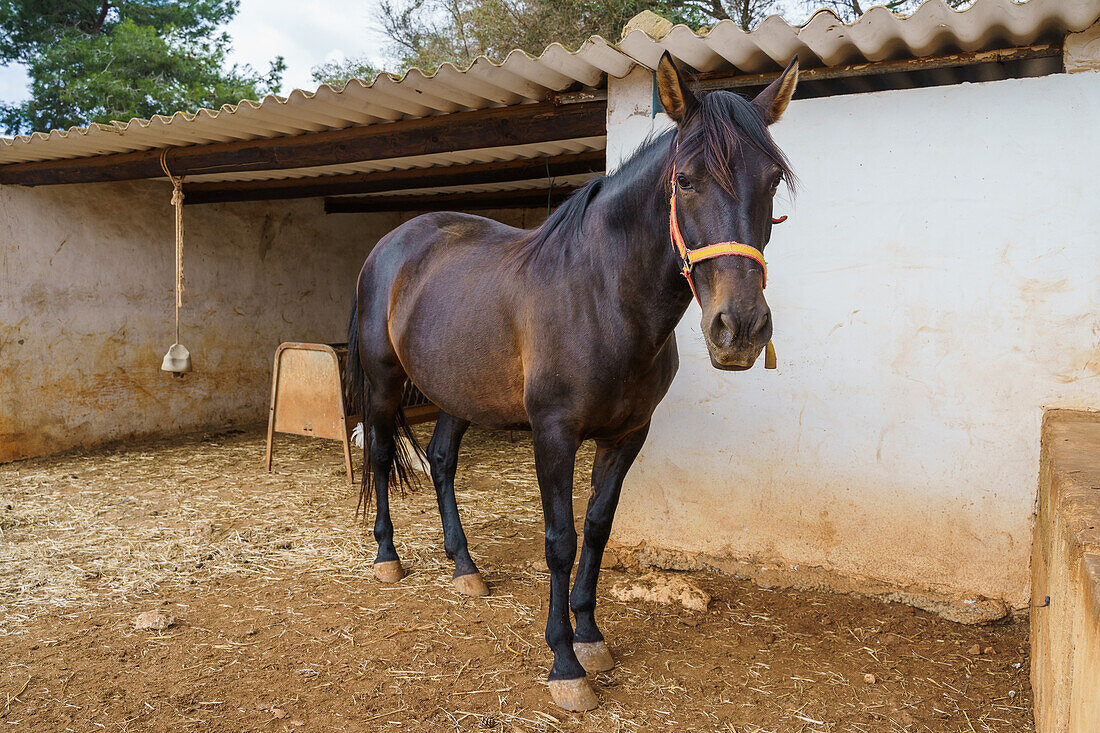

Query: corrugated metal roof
[
  {"left": 0, "top": 0, "right": 1096, "bottom": 178},
  {"left": 0, "top": 35, "right": 630, "bottom": 167},
  {"left": 621, "top": 0, "right": 1099, "bottom": 72}
]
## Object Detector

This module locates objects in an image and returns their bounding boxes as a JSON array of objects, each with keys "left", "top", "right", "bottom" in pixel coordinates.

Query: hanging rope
[
  {"left": 545, "top": 158, "right": 553, "bottom": 217},
  {"left": 159, "top": 150, "right": 185, "bottom": 344}
]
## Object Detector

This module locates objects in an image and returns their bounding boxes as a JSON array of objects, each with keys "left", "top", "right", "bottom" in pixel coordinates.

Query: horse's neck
[{"left": 588, "top": 147, "right": 694, "bottom": 354}]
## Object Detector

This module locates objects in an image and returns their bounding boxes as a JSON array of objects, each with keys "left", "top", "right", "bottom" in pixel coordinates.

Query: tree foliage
[
  {"left": 799, "top": 0, "right": 970, "bottom": 23},
  {"left": 311, "top": 56, "right": 381, "bottom": 87},
  {"left": 372, "top": 0, "right": 974, "bottom": 76},
  {"left": 0, "top": 0, "right": 284, "bottom": 134},
  {"left": 376, "top": 1, "right": 710, "bottom": 73}
]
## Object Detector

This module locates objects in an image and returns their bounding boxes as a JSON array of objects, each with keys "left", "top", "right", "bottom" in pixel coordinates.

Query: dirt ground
[{"left": 0, "top": 426, "right": 1033, "bottom": 732}]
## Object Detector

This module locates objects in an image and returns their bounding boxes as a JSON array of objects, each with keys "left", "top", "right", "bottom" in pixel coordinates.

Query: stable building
[{"left": 1, "top": 1, "right": 1099, "bottom": 726}]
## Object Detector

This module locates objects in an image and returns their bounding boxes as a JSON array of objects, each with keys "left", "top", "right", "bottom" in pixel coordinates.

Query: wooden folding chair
[{"left": 265, "top": 342, "right": 357, "bottom": 484}]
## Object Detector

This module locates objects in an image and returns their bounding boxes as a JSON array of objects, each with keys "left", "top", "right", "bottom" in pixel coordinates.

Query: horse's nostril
[
  {"left": 711, "top": 312, "right": 736, "bottom": 346},
  {"left": 721, "top": 312, "right": 737, "bottom": 339},
  {"left": 753, "top": 310, "right": 771, "bottom": 337}
]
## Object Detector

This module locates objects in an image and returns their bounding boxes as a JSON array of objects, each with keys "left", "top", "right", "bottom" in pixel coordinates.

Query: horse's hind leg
[
  {"left": 570, "top": 423, "right": 650, "bottom": 674},
  {"left": 365, "top": 368, "right": 407, "bottom": 583},
  {"left": 427, "top": 412, "right": 488, "bottom": 597}
]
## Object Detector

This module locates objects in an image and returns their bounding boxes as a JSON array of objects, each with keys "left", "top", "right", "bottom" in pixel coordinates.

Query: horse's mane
[
  {"left": 520, "top": 174, "right": 606, "bottom": 252},
  {"left": 668, "top": 89, "right": 796, "bottom": 196},
  {"left": 509, "top": 87, "right": 794, "bottom": 266},
  {"left": 510, "top": 133, "right": 668, "bottom": 264}
]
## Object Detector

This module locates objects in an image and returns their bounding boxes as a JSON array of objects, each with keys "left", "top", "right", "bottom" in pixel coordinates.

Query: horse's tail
[
  {"left": 344, "top": 289, "right": 424, "bottom": 518},
  {"left": 344, "top": 293, "right": 365, "bottom": 434}
]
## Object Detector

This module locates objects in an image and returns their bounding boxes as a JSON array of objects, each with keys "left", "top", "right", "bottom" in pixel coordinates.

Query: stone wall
[{"left": 0, "top": 178, "right": 544, "bottom": 462}]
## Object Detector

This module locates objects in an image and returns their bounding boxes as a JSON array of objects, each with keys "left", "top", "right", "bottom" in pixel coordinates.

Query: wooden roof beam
[
  {"left": 183, "top": 150, "right": 605, "bottom": 205},
  {"left": 694, "top": 43, "right": 1062, "bottom": 92},
  {"left": 324, "top": 186, "right": 580, "bottom": 214}
]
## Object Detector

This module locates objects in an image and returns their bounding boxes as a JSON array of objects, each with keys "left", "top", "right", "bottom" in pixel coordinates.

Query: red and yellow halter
[{"left": 668, "top": 173, "right": 781, "bottom": 369}]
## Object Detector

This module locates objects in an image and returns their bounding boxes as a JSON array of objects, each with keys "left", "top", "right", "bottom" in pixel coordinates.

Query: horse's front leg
[
  {"left": 531, "top": 419, "right": 596, "bottom": 711},
  {"left": 570, "top": 423, "right": 650, "bottom": 674}
]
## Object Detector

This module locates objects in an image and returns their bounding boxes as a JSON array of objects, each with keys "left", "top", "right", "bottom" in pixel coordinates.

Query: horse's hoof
[
  {"left": 373, "top": 560, "right": 405, "bottom": 583},
  {"left": 573, "top": 641, "right": 615, "bottom": 673},
  {"left": 548, "top": 677, "right": 598, "bottom": 712},
  {"left": 453, "top": 571, "right": 489, "bottom": 597}
]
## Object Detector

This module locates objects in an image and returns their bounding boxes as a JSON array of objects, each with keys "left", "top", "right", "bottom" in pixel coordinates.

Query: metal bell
[{"left": 161, "top": 343, "right": 192, "bottom": 375}]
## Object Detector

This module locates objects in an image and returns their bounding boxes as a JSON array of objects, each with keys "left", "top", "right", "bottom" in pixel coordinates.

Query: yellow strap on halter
[
  {"left": 685, "top": 241, "right": 766, "bottom": 267},
  {"left": 765, "top": 340, "right": 777, "bottom": 369},
  {"left": 685, "top": 242, "right": 768, "bottom": 286}
]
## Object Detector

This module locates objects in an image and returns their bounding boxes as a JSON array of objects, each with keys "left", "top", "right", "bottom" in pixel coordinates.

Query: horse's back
[
  {"left": 364, "top": 211, "right": 520, "bottom": 274},
  {"left": 358, "top": 211, "right": 523, "bottom": 311}
]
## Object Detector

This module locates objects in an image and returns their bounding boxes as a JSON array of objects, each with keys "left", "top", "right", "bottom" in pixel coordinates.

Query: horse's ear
[
  {"left": 656, "top": 51, "right": 697, "bottom": 124},
  {"left": 753, "top": 56, "right": 799, "bottom": 125}
]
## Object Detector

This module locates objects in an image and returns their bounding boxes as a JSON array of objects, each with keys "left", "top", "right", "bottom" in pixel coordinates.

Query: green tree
[
  {"left": 311, "top": 56, "right": 382, "bottom": 87},
  {"left": 799, "top": 0, "right": 971, "bottom": 23},
  {"left": 374, "top": 0, "right": 979, "bottom": 76},
  {"left": 0, "top": 0, "right": 284, "bottom": 134},
  {"left": 377, "top": 0, "right": 721, "bottom": 73}
]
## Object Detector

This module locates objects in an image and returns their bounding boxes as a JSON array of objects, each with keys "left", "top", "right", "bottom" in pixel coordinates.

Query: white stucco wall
[{"left": 608, "top": 69, "right": 1100, "bottom": 608}]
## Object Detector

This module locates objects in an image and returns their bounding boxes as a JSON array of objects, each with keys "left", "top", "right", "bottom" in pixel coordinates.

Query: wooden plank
[
  {"left": 544, "top": 45, "right": 1059, "bottom": 102},
  {"left": 0, "top": 101, "right": 606, "bottom": 187},
  {"left": 695, "top": 43, "right": 1062, "bottom": 91},
  {"left": 324, "top": 186, "right": 581, "bottom": 214},
  {"left": 403, "top": 404, "right": 441, "bottom": 426},
  {"left": 183, "top": 150, "right": 605, "bottom": 205}
]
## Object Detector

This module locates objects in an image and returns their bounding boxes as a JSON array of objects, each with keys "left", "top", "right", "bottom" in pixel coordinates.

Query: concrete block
[
  {"left": 1065, "top": 21, "right": 1100, "bottom": 73},
  {"left": 1031, "top": 410, "right": 1100, "bottom": 733}
]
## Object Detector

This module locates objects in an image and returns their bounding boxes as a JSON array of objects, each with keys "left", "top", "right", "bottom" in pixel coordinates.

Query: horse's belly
[
  {"left": 393, "top": 300, "right": 528, "bottom": 429},
  {"left": 407, "top": 350, "right": 529, "bottom": 429}
]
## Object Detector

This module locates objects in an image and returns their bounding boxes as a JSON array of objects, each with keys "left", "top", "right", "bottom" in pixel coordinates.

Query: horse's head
[{"left": 657, "top": 52, "right": 798, "bottom": 371}]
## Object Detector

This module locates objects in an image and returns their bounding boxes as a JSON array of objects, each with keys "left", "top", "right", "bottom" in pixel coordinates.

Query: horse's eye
[{"left": 676, "top": 174, "right": 693, "bottom": 191}]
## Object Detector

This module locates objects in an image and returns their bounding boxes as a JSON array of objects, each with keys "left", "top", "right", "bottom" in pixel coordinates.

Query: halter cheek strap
[{"left": 669, "top": 177, "right": 779, "bottom": 369}]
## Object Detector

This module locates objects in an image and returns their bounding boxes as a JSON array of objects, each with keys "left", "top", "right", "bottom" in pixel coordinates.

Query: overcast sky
[{"left": 0, "top": 0, "right": 390, "bottom": 104}]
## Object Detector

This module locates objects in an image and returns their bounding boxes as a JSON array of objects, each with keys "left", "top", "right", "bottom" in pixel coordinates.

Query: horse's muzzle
[
  {"left": 704, "top": 306, "right": 771, "bottom": 370},
  {"left": 708, "top": 345, "right": 765, "bottom": 371}
]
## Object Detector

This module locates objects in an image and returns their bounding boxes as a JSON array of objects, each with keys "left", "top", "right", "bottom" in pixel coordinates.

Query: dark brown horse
[{"left": 345, "top": 52, "right": 799, "bottom": 711}]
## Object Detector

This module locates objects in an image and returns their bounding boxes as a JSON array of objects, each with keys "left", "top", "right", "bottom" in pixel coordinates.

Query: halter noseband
[{"left": 669, "top": 172, "right": 781, "bottom": 369}]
